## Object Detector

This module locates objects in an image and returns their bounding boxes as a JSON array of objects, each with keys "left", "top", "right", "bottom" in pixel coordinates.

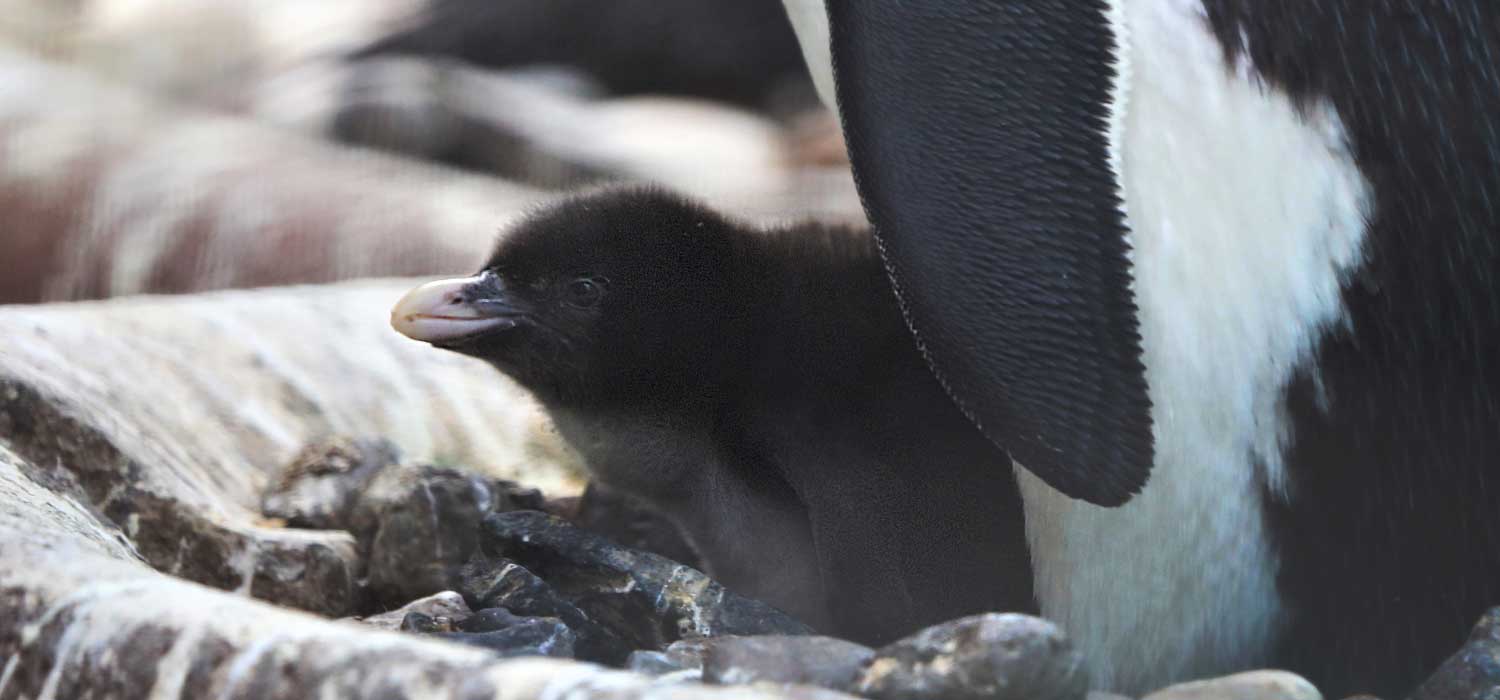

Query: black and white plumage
[
  {"left": 784, "top": 0, "right": 1500, "bottom": 695},
  {"left": 391, "top": 187, "right": 1036, "bottom": 644}
]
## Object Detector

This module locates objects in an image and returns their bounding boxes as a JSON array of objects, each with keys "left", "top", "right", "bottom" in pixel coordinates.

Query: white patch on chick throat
[{"left": 1015, "top": 0, "right": 1372, "bottom": 693}]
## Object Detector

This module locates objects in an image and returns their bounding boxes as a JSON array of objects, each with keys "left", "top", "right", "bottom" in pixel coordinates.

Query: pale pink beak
[{"left": 391, "top": 276, "right": 518, "bottom": 344}]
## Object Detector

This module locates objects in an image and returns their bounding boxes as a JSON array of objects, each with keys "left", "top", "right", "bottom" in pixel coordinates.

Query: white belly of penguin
[{"left": 1014, "top": 0, "right": 1372, "bottom": 693}]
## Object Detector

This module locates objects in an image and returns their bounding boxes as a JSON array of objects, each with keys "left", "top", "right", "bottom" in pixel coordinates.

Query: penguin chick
[{"left": 392, "top": 186, "right": 1034, "bottom": 643}]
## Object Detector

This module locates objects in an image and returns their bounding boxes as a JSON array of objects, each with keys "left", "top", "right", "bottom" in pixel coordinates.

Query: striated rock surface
[
  {"left": 854, "top": 614, "right": 1089, "bottom": 700},
  {"left": 355, "top": 590, "right": 473, "bottom": 632},
  {"left": 0, "top": 542, "right": 852, "bottom": 699},
  {"left": 457, "top": 548, "right": 632, "bottom": 665},
  {"left": 479, "top": 510, "right": 814, "bottom": 648},
  {"left": 625, "top": 638, "right": 750, "bottom": 685},
  {"left": 0, "top": 282, "right": 582, "bottom": 616},
  {"left": 702, "top": 636, "right": 875, "bottom": 689},
  {"left": 357, "top": 464, "right": 544, "bottom": 606},
  {"left": 261, "top": 436, "right": 403, "bottom": 531},
  {"left": 436, "top": 617, "right": 577, "bottom": 658},
  {"left": 0, "top": 282, "right": 863, "bottom": 699},
  {"left": 1409, "top": 608, "right": 1500, "bottom": 700},
  {"left": 1142, "top": 671, "right": 1321, "bottom": 700}
]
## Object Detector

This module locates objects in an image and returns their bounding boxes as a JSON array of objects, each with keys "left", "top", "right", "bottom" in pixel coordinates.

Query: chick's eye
[{"left": 567, "top": 278, "right": 602, "bottom": 306}]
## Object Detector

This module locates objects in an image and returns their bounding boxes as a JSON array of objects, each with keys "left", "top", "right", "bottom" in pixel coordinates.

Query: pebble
[{"left": 1142, "top": 671, "right": 1321, "bottom": 700}]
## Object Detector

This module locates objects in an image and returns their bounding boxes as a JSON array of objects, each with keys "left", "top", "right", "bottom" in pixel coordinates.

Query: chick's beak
[{"left": 391, "top": 275, "right": 519, "bottom": 344}]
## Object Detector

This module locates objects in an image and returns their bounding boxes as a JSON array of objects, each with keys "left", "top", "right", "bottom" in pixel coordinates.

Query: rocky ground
[{"left": 1, "top": 283, "right": 1498, "bottom": 700}]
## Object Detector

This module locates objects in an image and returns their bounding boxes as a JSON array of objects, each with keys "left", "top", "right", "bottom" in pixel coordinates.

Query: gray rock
[
  {"left": 629, "top": 638, "right": 717, "bottom": 678},
  {"left": 261, "top": 434, "right": 555, "bottom": 610},
  {"left": 1410, "top": 607, "right": 1500, "bottom": 700},
  {"left": 854, "top": 613, "right": 1089, "bottom": 700},
  {"left": 0, "top": 374, "right": 364, "bottom": 616},
  {"left": 572, "top": 482, "right": 701, "bottom": 569},
  {"left": 436, "top": 618, "right": 577, "bottom": 659},
  {"left": 458, "top": 551, "right": 564, "bottom": 612},
  {"left": 459, "top": 607, "right": 530, "bottom": 633},
  {"left": 665, "top": 638, "right": 717, "bottom": 667},
  {"left": 630, "top": 651, "right": 692, "bottom": 676},
  {"left": 0, "top": 438, "right": 853, "bottom": 699},
  {"left": 398, "top": 612, "right": 459, "bottom": 634},
  {"left": 1142, "top": 671, "right": 1320, "bottom": 700},
  {"left": 479, "top": 510, "right": 814, "bottom": 650},
  {"left": 457, "top": 548, "right": 634, "bottom": 665},
  {"left": 260, "top": 436, "right": 400, "bottom": 530},
  {"left": 702, "top": 635, "right": 875, "bottom": 689},
  {"left": 354, "top": 590, "right": 473, "bottom": 632},
  {"left": 0, "top": 284, "right": 865, "bottom": 700},
  {"left": 0, "top": 282, "right": 586, "bottom": 607},
  {"left": 357, "top": 464, "right": 512, "bottom": 606}
]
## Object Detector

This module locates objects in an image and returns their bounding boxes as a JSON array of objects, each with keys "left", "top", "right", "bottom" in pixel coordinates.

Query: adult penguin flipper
[{"left": 825, "top": 0, "right": 1152, "bottom": 506}]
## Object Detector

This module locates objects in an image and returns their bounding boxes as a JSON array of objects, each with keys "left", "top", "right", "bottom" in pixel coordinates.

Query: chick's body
[{"left": 393, "top": 187, "right": 1033, "bottom": 642}]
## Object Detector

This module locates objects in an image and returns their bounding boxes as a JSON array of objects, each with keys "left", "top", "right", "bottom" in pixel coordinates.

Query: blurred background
[{"left": 0, "top": 0, "right": 864, "bottom": 305}]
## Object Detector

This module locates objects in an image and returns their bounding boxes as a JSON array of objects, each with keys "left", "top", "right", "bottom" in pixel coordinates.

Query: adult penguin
[{"left": 782, "top": 1, "right": 1500, "bottom": 696}]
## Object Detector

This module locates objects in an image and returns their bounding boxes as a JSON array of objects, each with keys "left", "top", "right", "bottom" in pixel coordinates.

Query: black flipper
[{"left": 826, "top": 0, "right": 1153, "bottom": 506}]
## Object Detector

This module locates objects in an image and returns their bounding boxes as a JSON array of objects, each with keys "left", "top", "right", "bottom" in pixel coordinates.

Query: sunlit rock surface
[
  {"left": 0, "top": 282, "right": 863, "bottom": 699},
  {"left": 0, "top": 282, "right": 581, "bottom": 613}
]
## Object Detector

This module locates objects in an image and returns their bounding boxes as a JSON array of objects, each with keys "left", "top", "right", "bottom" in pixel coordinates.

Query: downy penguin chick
[{"left": 391, "top": 186, "right": 1034, "bottom": 642}]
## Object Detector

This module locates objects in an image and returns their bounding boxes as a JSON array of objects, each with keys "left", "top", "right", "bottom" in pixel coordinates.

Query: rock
[
  {"left": 630, "top": 651, "right": 693, "bottom": 676},
  {"left": 354, "top": 591, "right": 473, "bottom": 632},
  {"left": 244, "top": 528, "right": 362, "bottom": 617},
  {"left": 0, "top": 373, "right": 364, "bottom": 615},
  {"left": 0, "top": 274, "right": 878, "bottom": 699},
  {"left": 544, "top": 494, "right": 584, "bottom": 519},
  {"left": 854, "top": 614, "right": 1088, "bottom": 700},
  {"left": 457, "top": 548, "right": 633, "bottom": 665},
  {"left": 458, "top": 551, "right": 566, "bottom": 612},
  {"left": 361, "top": 465, "right": 494, "bottom": 605},
  {"left": 459, "top": 607, "right": 530, "bottom": 633},
  {"left": 1089, "top": 693, "right": 1137, "bottom": 700},
  {"left": 701, "top": 635, "right": 875, "bottom": 689},
  {"left": 629, "top": 638, "right": 716, "bottom": 678},
  {"left": 1409, "top": 608, "right": 1500, "bottom": 700},
  {"left": 479, "top": 510, "right": 814, "bottom": 651},
  {"left": 400, "top": 612, "right": 458, "bottom": 634},
  {"left": 356, "top": 464, "right": 549, "bottom": 607},
  {"left": 665, "top": 638, "right": 716, "bottom": 669},
  {"left": 0, "top": 281, "right": 585, "bottom": 508},
  {"left": 572, "top": 482, "right": 701, "bottom": 569},
  {"left": 0, "top": 439, "right": 853, "bottom": 700},
  {"left": 1142, "top": 671, "right": 1321, "bottom": 700},
  {"left": 436, "top": 618, "right": 577, "bottom": 659},
  {"left": 261, "top": 436, "right": 400, "bottom": 530}
]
